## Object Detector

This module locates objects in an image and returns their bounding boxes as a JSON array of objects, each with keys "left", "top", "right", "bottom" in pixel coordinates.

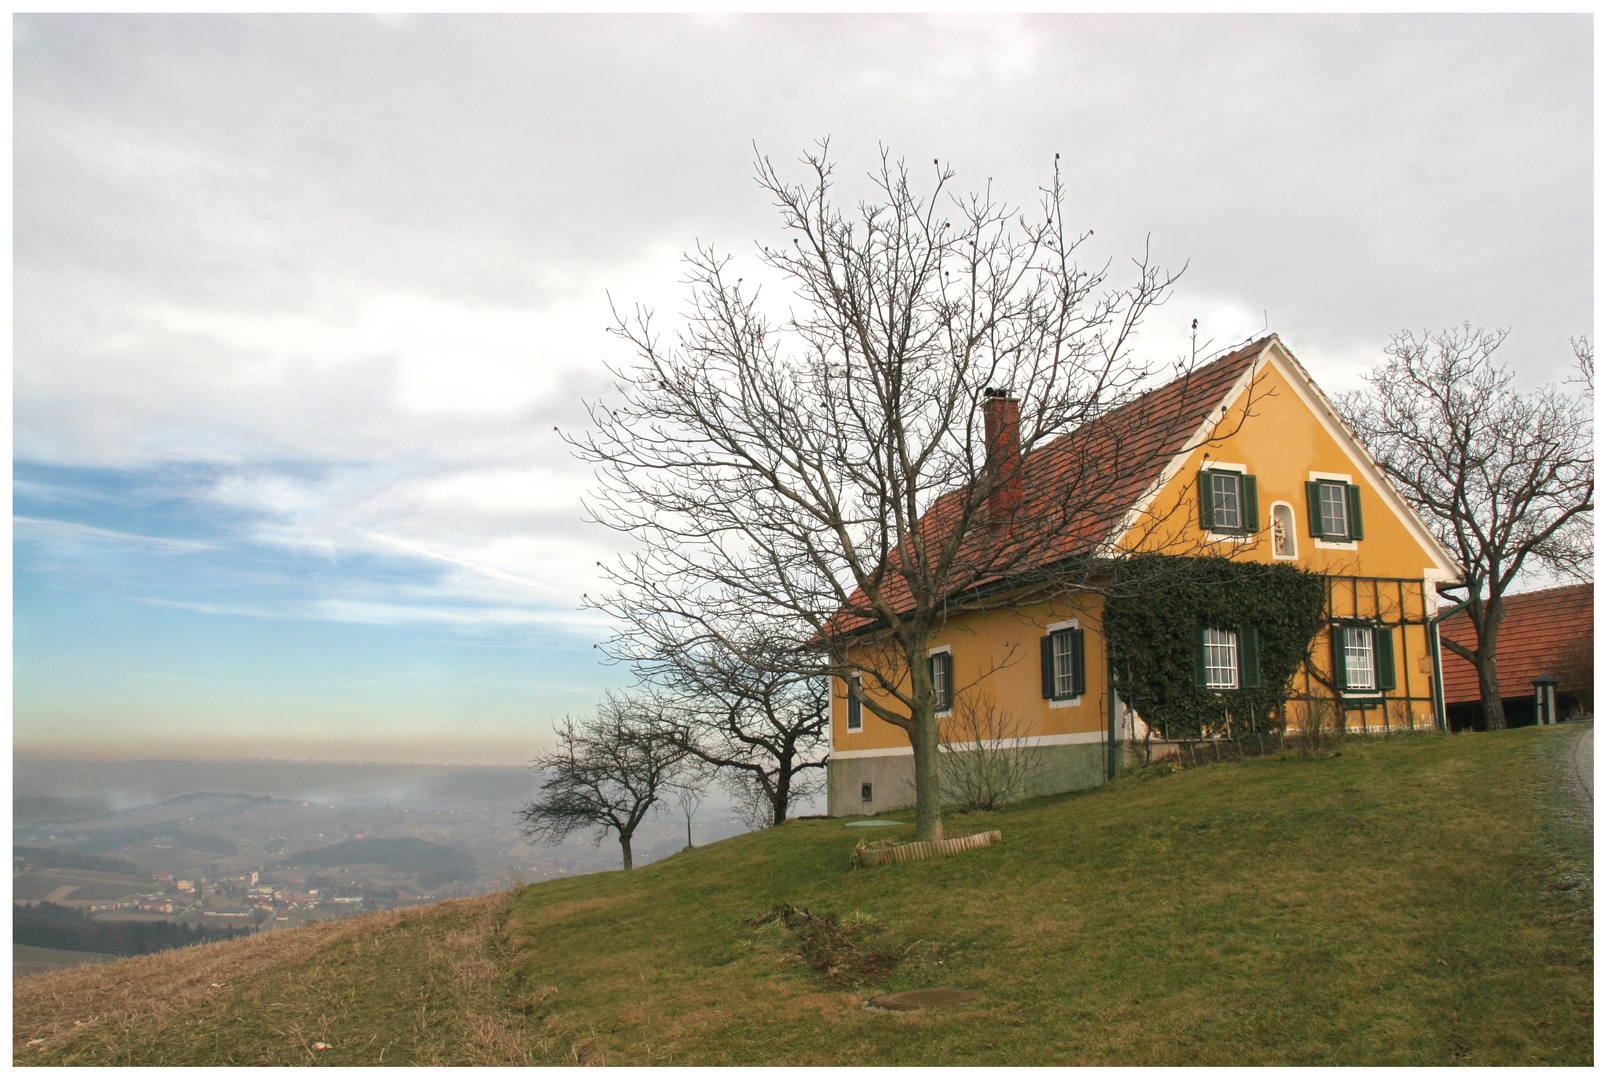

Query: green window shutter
[
  {"left": 1070, "top": 628, "right": 1087, "bottom": 697},
  {"left": 1241, "top": 475, "right": 1259, "bottom": 533},
  {"left": 1306, "top": 481, "right": 1324, "bottom": 537},
  {"left": 1330, "top": 624, "right": 1350, "bottom": 691},
  {"left": 1374, "top": 626, "right": 1396, "bottom": 691},
  {"left": 1346, "top": 484, "right": 1364, "bottom": 540},
  {"left": 1193, "top": 626, "right": 1208, "bottom": 688},
  {"left": 1238, "top": 626, "right": 1261, "bottom": 688},
  {"left": 1198, "top": 471, "right": 1216, "bottom": 531},
  {"left": 1040, "top": 636, "right": 1055, "bottom": 698}
]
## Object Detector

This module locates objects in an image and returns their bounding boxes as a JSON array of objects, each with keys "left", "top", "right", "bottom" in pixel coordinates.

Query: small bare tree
[
  {"left": 672, "top": 782, "right": 704, "bottom": 849},
  {"left": 517, "top": 694, "right": 687, "bottom": 871},
  {"left": 937, "top": 691, "right": 1047, "bottom": 811},
  {"left": 598, "top": 620, "right": 829, "bottom": 828},
  {"left": 572, "top": 142, "right": 1212, "bottom": 843},
  {"left": 1337, "top": 326, "right": 1593, "bottom": 731}
]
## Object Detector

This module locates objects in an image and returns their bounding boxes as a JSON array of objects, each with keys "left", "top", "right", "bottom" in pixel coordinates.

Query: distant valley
[{"left": 14, "top": 758, "right": 765, "bottom": 976}]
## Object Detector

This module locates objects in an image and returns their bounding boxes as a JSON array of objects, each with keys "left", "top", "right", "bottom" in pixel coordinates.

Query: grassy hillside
[{"left": 15, "top": 727, "right": 1592, "bottom": 1066}]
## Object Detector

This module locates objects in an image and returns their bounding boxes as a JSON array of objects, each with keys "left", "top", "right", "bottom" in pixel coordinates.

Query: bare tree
[
  {"left": 672, "top": 782, "right": 704, "bottom": 849},
  {"left": 573, "top": 142, "right": 1198, "bottom": 842},
  {"left": 517, "top": 693, "right": 687, "bottom": 871},
  {"left": 1337, "top": 326, "right": 1593, "bottom": 731},
  {"left": 600, "top": 619, "right": 829, "bottom": 828}
]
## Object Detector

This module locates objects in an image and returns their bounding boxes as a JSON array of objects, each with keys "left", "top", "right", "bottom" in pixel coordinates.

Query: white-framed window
[
  {"left": 1194, "top": 626, "right": 1261, "bottom": 691},
  {"left": 1341, "top": 626, "right": 1376, "bottom": 690},
  {"left": 1198, "top": 466, "right": 1258, "bottom": 536},
  {"left": 1041, "top": 622, "right": 1085, "bottom": 702},
  {"left": 928, "top": 648, "right": 952, "bottom": 715},
  {"left": 1331, "top": 622, "right": 1396, "bottom": 694},
  {"left": 1307, "top": 476, "right": 1363, "bottom": 542},
  {"left": 1202, "top": 628, "right": 1240, "bottom": 689},
  {"left": 1052, "top": 631, "right": 1079, "bottom": 697},
  {"left": 845, "top": 672, "right": 862, "bottom": 731},
  {"left": 1320, "top": 483, "right": 1348, "bottom": 537}
]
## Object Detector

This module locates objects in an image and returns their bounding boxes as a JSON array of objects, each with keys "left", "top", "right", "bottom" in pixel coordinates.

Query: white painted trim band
[{"left": 831, "top": 730, "right": 1106, "bottom": 760}]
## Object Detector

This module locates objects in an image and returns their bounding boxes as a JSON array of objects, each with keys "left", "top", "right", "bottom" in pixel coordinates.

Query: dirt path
[{"left": 1559, "top": 722, "right": 1593, "bottom": 828}]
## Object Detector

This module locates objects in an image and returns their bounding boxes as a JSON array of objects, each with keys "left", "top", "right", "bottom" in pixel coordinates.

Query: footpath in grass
[
  {"left": 506, "top": 727, "right": 1592, "bottom": 1066},
  {"left": 13, "top": 727, "right": 1592, "bottom": 1065}
]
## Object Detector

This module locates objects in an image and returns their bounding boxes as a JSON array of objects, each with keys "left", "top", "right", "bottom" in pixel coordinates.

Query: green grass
[{"left": 15, "top": 727, "right": 1592, "bottom": 1066}]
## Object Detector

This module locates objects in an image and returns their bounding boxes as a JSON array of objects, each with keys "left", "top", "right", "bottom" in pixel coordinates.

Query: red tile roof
[
  {"left": 826, "top": 337, "right": 1269, "bottom": 636},
  {"left": 1439, "top": 583, "right": 1594, "bottom": 701}
]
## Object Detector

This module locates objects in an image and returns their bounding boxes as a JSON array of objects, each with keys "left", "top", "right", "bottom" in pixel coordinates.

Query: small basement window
[{"left": 860, "top": 783, "right": 873, "bottom": 803}]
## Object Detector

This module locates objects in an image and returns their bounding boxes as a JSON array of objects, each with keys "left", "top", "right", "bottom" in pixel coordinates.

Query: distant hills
[
  {"left": 13, "top": 846, "right": 141, "bottom": 876},
  {"left": 281, "top": 837, "right": 476, "bottom": 888},
  {"left": 14, "top": 759, "right": 546, "bottom": 812},
  {"left": 73, "top": 823, "right": 237, "bottom": 857}
]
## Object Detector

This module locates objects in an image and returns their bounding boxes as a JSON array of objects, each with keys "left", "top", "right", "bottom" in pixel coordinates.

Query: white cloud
[
  {"left": 14, "top": 516, "right": 219, "bottom": 552},
  {"left": 13, "top": 13, "right": 1591, "bottom": 643}
]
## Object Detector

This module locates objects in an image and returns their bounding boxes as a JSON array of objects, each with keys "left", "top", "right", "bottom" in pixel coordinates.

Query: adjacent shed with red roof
[{"left": 1439, "top": 583, "right": 1594, "bottom": 729}]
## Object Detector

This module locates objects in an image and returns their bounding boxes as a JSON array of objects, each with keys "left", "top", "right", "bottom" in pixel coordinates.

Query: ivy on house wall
[{"left": 1104, "top": 555, "right": 1327, "bottom": 738}]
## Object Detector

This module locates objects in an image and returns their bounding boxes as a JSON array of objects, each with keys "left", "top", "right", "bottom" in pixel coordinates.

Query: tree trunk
[
  {"left": 904, "top": 645, "right": 945, "bottom": 842},
  {"left": 771, "top": 762, "right": 791, "bottom": 827},
  {"left": 1473, "top": 594, "right": 1507, "bottom": 732},
  {"left": 909, "top": 708, "right": 945, "bottom": 842},
  {"left": 1475, "top": 651, "right": 1507, "bottom": 731},
  {"left": 619, "top": 833, "right": 634, "bottom": 871}
]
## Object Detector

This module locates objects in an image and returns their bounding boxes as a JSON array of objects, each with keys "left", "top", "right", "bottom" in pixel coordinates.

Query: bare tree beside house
[
  {"left": 570, "top": 141, "right": 1265, "bottom": 842},
  {"left": 517, "top": 693, "right": 687, "bottom": 871},
  {"left": 1337, "top": 326, "right": 1593, "bottom": 731},
  {"left": 593, "top": 616, "right": 830, "bottom": 828}
]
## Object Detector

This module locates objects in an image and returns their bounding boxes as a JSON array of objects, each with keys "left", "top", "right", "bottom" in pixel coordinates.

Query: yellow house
[{"left": 827, "top": 335, "right": 1463, "bottom": 817}]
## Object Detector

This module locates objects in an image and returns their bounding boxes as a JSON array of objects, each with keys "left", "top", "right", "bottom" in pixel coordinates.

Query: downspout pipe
[
  {"left": 1106, "top": 636, "right": 1118, "bottom": 781},
  {"left": 1428, "top": 583, "right": 1470, "bottom": 733}
]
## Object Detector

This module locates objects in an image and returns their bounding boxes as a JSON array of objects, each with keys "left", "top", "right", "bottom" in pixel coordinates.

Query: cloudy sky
[{"left": 14, "top": 14, "right": 1592, "bottom": 764}]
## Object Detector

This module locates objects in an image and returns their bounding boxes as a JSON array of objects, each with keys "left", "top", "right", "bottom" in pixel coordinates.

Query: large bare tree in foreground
[
  {"left": 574, "top": 143, "right": 1191, "bottom": 842},
  {"left": 1338, "top": 326, "right": 1593, "bottom": 731}
]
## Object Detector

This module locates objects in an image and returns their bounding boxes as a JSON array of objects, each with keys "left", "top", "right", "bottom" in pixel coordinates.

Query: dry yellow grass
[{"left": 13, "top": 891, "right": 537, "bottom": 1066}]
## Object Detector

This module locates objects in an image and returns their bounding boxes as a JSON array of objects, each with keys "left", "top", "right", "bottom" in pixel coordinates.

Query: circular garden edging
[{"left": 854, "top": 828, "right": 1001, "bottom": 868}]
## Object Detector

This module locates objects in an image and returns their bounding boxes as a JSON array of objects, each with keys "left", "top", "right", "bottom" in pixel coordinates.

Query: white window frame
[
  {"left": 1202, "top": 461, "right": 1256, "bottom": 543},
  {"left": 845, "top": 672, "right": 863, "bottom": 731},
  {"left": 1202, "top": 627, "right": 1240, "bottom": 690},
  {"left": 1270, "top": 500, "right": 1298, "bottom": 560},
  {"left": 1309, "top": 471, "right": 1358, "bottom": 550},
  {"left": 1341, "top": 625, "right": 1377, "bottom": 691},
  {"left": 1046, "top": 618, "right": 1083, "bottom": 708},
  {"left": 927, "top": 644, "right": 953, "bottom": 718}
]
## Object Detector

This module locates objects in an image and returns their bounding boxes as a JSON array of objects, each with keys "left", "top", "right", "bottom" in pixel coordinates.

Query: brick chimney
[{"left": 981, "top": 389, "right": 1023, "bottom": 520}]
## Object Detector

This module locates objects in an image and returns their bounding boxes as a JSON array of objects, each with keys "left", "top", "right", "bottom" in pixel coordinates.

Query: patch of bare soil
[{"left": 748, "top": 904, "right": 898, "bottom": 988}]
